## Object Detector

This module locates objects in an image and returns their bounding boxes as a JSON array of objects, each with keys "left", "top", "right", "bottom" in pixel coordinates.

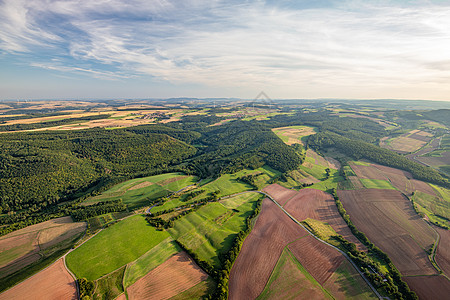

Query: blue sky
[{"left": 1, "top": 0, "right": 450, "bottom": 100}]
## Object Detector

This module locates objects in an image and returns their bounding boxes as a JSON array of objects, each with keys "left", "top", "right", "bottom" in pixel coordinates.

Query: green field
[
  {"left": 168, "top": 193, "right": 262, "bottom": 267},
  {"left": 83, "top": 173, "right": 197, "bottom": 209},
  {"left": 258, "top": 247, "right": 332, "bottom": 300},
  {"left": 170, "top": 278, "right": 215, "bottom": 300},
  {"left": 151, "top": 166, "right": 277, "bottom": 214},
  {"left": 66, "top": 215, "right": 170, "bottom": 280},
  {"left": 92, "top": 266, "right": 125, "bottom": 300},
  {"left": 306, "top": 169, "right": 344, "bottom": 193},
  {"left": 359, "top": 178, "right": 396, "bottom": 190},
  {"left": 412, "top": 190, "right": 450, "bottom": 228},
  {"left": 123, "top": 237, "right": 181, "bottom": 288}
]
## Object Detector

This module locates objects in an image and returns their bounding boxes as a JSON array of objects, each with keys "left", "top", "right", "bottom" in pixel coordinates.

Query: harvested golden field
[
  {"left": 126, "top": 251, "right": 208, "bottom": 300},
  {"left": 337, "top": 189, "right": 438, "bottom": 276},
  {"left": 0, "top": 217, "right": 86, "bottom": 279},
  {"left": 272, "top": 126, "right": 316, "bottom": 145},
  {"left": 0, "top": 258, "right": 77, "bottom": 300}
]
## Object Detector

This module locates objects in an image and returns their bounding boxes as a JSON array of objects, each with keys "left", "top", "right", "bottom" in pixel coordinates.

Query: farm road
[{"left": 254, "top": 190, "right": 384, "bottom": 300}]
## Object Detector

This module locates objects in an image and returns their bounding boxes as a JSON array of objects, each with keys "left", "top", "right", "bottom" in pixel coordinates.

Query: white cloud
[{"left": 1, "top": 0, "right": 450, "bottom": 98}]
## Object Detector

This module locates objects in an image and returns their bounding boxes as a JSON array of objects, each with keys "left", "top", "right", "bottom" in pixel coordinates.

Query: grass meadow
[{"left": 66, "top": 215, "right": 169, "bottom": 280}]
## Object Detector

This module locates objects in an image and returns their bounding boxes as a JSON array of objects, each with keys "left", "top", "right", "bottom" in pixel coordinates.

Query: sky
[{"left": 1, "top": 0, "right": 450, "bottom": 101}]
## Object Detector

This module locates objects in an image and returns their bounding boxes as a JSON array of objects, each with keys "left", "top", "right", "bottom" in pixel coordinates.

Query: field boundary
[{"left": 256, "top": 190, "right": 383, "bottom": 299}]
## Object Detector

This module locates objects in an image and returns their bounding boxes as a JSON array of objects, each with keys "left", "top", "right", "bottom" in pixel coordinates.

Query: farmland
[
  {"left": 0, "top": 258, "right": 77, "bottom": 300},
  {"left": 167, "top": 193, "right": 262, "bottom": 267},
  {"left": 1, "top": 99, "right": 450, "bottom": 299},
  {"left": 266, "top": 184, "right": 363, "bottom": 247},
  {"left": 66, "top": 215, "right": 169, "bottom": 280},
  {"left": 83, "top": 173, "right": 197, "bottom": 209},
  {"left": 382, "top": 129, "right": 433, "bottom": 154},
  {"left": 126, "top": 251, "right": 209, "bottom": 300},
  {"left": 229, "top": 198, "right": 308, "bottom": 299},
  {"left": 257, "top": 248, "right": 332, "bottom": 300},
  {"left": 272, "top": 125, "right": 316, "bottom": 145},
  {"left": 0, "top": 217, "right": 85, "bottom": 291}
]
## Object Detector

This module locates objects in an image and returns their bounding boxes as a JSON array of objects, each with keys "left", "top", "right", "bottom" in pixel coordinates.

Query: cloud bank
[{"left": 1, "top": 0, "right": 450, "bottom": 99}]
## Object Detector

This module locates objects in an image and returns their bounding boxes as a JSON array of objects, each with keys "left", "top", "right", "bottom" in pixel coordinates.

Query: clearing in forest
[{"left": 272, "top": 125, "right": 316, "bottom": 145}]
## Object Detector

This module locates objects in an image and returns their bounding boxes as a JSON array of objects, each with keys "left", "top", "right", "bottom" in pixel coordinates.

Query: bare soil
[
  {"left": 337, "top": 189, "right": 438, "bottom": 276},
  {"left": 0, "top": 258, "right": 77, "bottom": 300},
  {"left": 0, "top": 217, "right": 86, "bottom": 279},
  {"left": 282, "top": 187, "right": 364, "bottom": 248},
  {"left": 403, "top": 275, "right": 450, "bottom": 300},
  {"left": 288, "top": 236, "right": 344, "bottom": 284},
  {"left": 262, "top": 184, "right": 298, "bottom": 206},
  {"left": 127, "top": 251, "right": 208, "bottom": 300},
  {"left": 228, "top": 198, "right": 308, "bottom": 300},
  {"left": 434, "top": 226, "right": 450, "bottom": 277}
]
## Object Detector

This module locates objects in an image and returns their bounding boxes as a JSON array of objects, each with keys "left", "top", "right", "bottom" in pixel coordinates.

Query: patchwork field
[
  {"left": 123, "top": 238, "right": 181, "bottom": 288},
  {"left": 167, "top": 193, "right": 262, "bottom": 267},
  {"left": 383, "top": 129, "right": 433, "bottom": 154},
  {"left": 0, "top": 216, "right": 86, "bottom": 282},
  {"left": 83, "top": 172, "right": 197, "bottom": 209},
  {"left": 0, "top": 258, "right": 77, "bottom": 300},
  {"left": 66, "top": 215, "right": 169, "bottom": 280},
  {"left": 349, "top": 161, "right": 437, "bottom": 196},
  {"left": 126, "top": 251, "right": 209, "bottom": 300},
  {"left": 257, "top": 248, "right": 332, "bottom": 300},
  {"left": 229, "top": 198, "right": 308, "bottom": 299},
  {"left": 337, "top": 189, "right": 438, "bottom": 276},
  {"left": 272, "top": 125, "right": 316, "bottom": 145},
  {"left": 288, "top": 235, "right": 344, "bottom": 284},
  {"left": 265, "top": 185, "right": 363, "bottom": 248}
]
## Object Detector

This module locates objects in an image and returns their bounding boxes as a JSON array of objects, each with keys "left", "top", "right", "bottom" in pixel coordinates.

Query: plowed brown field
[
  {"left": 126, "top": 251, "right": 208, "bottom": 300},
  {"left": 350, "top": 164, "right": 386, "bottom": 180},
  {"left": 403, "top": 275, "right": 450, "bottom": 300},
  {"left": 0, "top": 217, "right": 86, "bottom": 279},
  {"left": 288, "top": 235, "right": 344, "bottom": 284},
  {"left": 337, "top": 189, "right": 438, "bottom": 276},
  {"left": 434, "top": 226, "right": 450, "bottom": 277},
  {"left": 0, "top": 258, "right": 77, "bottom": 300},
  {"left": 282, "top": 187, "right": 363, "bottom": 248},
  {"left": 262, "top": 184, "right": 298, "bottom": 206},
  {"left": 228, "top": 198, "right": 308, "bottom": 300},
  {"left": 351, "top": 162, "right": 436, "bottom": 196}
]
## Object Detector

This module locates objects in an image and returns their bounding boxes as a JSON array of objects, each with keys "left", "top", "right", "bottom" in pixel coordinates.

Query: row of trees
[{"left": 309, "top": 131, "right": 449, "bottom": 187}]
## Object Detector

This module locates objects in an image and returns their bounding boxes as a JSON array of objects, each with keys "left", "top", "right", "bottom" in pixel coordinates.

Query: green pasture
[
  {"left": 413, "top": 190, "right": 450, "bottom": 221},
  {"left": 359, "top": 179, "right": 396, "bottom": 190},
  {"left": 82, "top": 173, "right": 196, "bottom": 209},
  {"left": 66, "top": 215, "right": 169, "bottom": 281},
  {"left": 168, "top": 193, "right": 262, "bottom": 267},
  {"left": 123, "top": 237, "right": 180, "bottom": 288}
]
